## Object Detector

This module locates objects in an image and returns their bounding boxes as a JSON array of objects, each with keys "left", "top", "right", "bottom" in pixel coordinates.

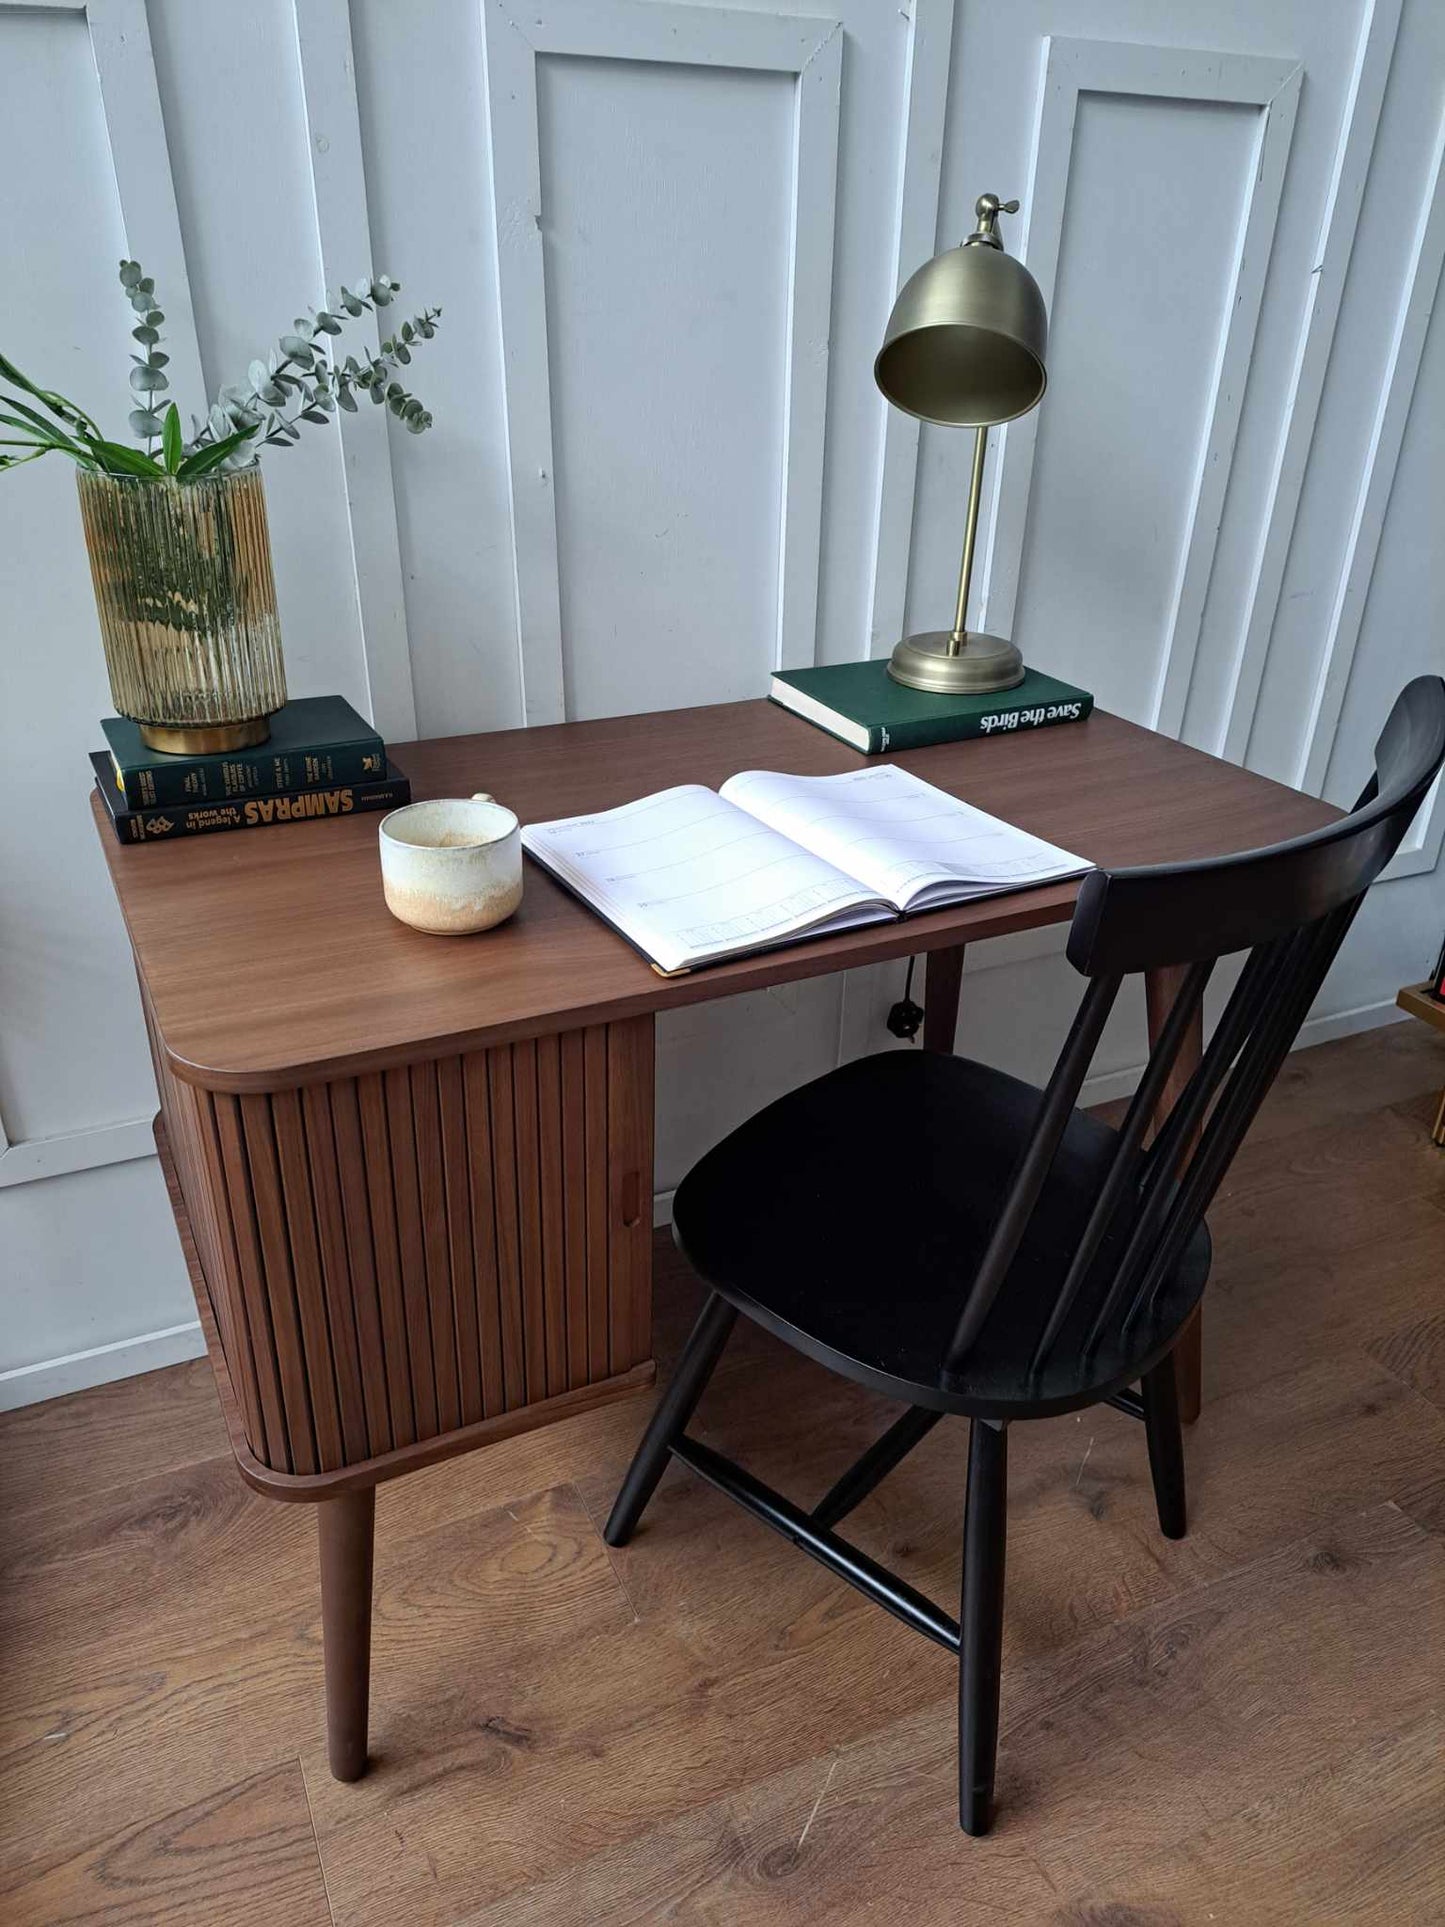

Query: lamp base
[
  {"left": 138, "top": 717, "right": 272, "bottom": 755},
  {"left": 886, "top": 630, "right": 1025, "bottom": 695}
]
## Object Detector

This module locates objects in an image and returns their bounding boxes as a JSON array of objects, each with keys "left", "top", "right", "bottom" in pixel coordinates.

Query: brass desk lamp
[{"left": 875, "top": 193, "right": 1048, "bottom": 694}]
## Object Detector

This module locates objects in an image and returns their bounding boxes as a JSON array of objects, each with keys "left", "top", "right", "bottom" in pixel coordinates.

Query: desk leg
[
  {"left": 1145, "top": 965, "right": 1204, "bottom": 1424},
  {"left": 925, "top": 946, "right": 967, "bottom": 1055},
  {"left": 318, "top": 1487, "right": 375, "bottom": 1781}
]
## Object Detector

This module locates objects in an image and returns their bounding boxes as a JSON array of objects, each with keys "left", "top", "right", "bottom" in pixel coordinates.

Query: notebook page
[
  {"left": 521, "top": 785, "right": 893, "bottom": 973},
  {"left": 718, "top": 765, "right": 1090, "bottom": 913}
]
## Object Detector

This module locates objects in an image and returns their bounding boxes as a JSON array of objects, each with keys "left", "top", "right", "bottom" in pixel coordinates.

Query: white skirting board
[
  {"left": 0, "top": 997, "right": 1411, "bottom": 1409},
  {"left": 0, "top": 1320, "right": 206, "bottom": 1413}
]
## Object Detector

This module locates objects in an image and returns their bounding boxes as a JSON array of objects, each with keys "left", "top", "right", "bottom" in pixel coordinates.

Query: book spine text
[
  {"left": 115, "top": 740, "right": 387, "bottom": 807},
  {"left": 103, "top": 774, "right": 410, "bottom": 844}
]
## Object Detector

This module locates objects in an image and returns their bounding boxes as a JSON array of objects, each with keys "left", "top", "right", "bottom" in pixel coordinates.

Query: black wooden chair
[{"left": 605, "top": 676, "right": 1445, "bottom": 1836}]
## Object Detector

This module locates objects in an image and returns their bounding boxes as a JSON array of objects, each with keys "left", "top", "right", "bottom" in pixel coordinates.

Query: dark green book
[
  {"left": 91, "top": 750, "right": 409, "bottom": 845},
  {"left": 102, "top": 694, "right": 386, "bottom": 807},
  {"left": 769, "top": 661, "right": 1093, "bottom": 755}
]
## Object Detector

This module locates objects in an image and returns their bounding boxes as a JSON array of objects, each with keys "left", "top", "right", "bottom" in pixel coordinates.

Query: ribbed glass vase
[{"left": 77, "top": 464, "right": 287, "bottom": 753}]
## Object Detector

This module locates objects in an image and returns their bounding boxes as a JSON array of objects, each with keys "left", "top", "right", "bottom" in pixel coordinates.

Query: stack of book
[{"left": 90, "top": 695, "right": 411, "bottom": 844}]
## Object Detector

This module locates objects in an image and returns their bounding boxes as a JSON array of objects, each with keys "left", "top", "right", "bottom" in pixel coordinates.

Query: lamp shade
[{"left": 875, "top": 240, "right": 1047, "bottom": 427}]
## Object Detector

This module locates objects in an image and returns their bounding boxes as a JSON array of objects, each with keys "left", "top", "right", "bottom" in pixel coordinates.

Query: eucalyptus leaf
[
  {"left": 129, "top": 365, "right": 168, "bottom": 394},
  {"left": 336, "top": 386, "right": 358, "bottom": 412},
  {"left": 119, "top": 260, "right": 142, "bottom": 289},
  {"left": 248, "top": 360, "right": 271, "bottom": 393},
  {"left": 132, "top": 325, "right": 159, "bottom": 346},
  {"left": 129, "top": 408, "right": 164, "bottom": 438}
]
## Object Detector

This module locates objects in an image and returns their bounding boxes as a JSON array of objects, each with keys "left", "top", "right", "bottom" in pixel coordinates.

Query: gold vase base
[
  {"left": 886, "top": 629, "right": 1025, "bottom": 696},
  {"left": 138, "top": 717, "right": 271, "bottom": 756}
]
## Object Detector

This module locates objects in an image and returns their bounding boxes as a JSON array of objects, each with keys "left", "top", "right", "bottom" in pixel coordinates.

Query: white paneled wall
[{"left": 1, "top": 0, "right": 1441, "bottom": 1405}]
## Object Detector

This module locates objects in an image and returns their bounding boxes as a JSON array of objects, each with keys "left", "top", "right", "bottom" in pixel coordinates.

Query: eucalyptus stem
[{"left": 1, "top": 261, "right": 440, "bottom": 482}]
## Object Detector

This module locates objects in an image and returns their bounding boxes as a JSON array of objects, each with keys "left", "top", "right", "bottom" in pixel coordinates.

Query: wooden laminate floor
[{"left": 2, "top": 1024, "right": 1444, "bottom": 1925}]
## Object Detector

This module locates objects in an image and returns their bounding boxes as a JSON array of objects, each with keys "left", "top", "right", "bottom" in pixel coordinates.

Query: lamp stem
[{"left": 949, "top": 424, "right": 989, "bottom": 653}]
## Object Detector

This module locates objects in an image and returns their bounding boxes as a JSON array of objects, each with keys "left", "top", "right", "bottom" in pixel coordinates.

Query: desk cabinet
[{"left": 148, "top": 993, "right": 654, "bottom": 1490}]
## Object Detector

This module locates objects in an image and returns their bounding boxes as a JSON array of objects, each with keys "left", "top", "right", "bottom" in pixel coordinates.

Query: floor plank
[
  {"left": 0, "top": 1356, "right": 226, "bottom": 1524},
  {"left": 0, "top": 1760, "right": 331, "bottom": 1927},
  {"left": 2, "top": 1028, "right": 1443, "bottom": 1924}
]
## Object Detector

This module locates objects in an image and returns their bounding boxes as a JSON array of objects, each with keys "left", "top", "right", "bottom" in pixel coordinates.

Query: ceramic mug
[{"left": 379, "top": 793, "right": 523, "bottom": 935}]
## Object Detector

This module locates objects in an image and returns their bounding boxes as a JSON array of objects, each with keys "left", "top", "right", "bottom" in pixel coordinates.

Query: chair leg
[
  {"left": 604, "top": 1292, "right": 738, "bottom": 1547},
  {"left": 958, "top": 1417, "right": 1008, "bottom": 1837},
  {"left": 1141, "top": 1351, "right": 1188, "bottom": 1540},
  {"left": 812, "top": 1405, "right": 943, "bottom": 1531}
]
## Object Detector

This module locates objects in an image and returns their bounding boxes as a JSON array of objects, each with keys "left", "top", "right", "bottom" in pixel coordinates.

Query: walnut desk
[{"left": 94, "top": 700, "right": 1338, "bottom": 1781}]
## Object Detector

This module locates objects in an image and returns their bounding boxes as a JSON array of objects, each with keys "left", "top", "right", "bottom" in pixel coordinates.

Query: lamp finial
[{"left": 964, "top": 193, "right": 1021, "bottom": 250}]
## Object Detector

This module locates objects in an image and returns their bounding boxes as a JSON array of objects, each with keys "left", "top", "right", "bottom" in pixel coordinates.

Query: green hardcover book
[
  {"left": 769, "top": 661, "right": 1093, "bottom": 755},
  {"left": 91, "top": 750, "right": 410, "bottom": 844},
  {"left": 102, "top": 694, "right": 387, "bottom": 807}
]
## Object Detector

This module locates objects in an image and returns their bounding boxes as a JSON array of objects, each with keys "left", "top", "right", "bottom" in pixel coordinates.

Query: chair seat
[{"left": 672, "top": 1050, "right": 1211, "bottom": 1418}]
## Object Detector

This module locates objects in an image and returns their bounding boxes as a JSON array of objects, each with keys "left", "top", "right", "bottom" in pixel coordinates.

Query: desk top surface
[{"left": 96, "top": 699, "right": 1339, "bottom": 1091}]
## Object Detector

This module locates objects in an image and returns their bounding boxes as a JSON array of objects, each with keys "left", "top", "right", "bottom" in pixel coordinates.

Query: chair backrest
[{"left": 948, "top": 675, "right": 1445, "bottom": 1380}]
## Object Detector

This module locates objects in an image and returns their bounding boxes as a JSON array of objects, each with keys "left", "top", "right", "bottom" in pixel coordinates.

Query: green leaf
[
  {"left": 161, "top": 402, "right": 183, "bottom": 472},
  {"left": 118, "top": 260, "right": 142, "bottom": 289},
  {"left": 132, "top": 324, "right": 159, "bottom": 346},
  {"left": 1, "top": 397, "right": 82, "bottom": 451},
  {"left": 336, "top": 386, "right": 358, "bottom": 412},
  {"left": 209, "top": 402, "right": 233, "bottom": 441},
  {"left": 300, "top": 407, "right": 330, "bottom": 425},
  {"left": 280, "top": 335, "right": 314, "bottom": 363},
  {"left": 176, "top": 425, "right": 258, "bottom": 479},
  {"left": 315, "top": 312, "right": 343, "bottom": 335},
  {"left": 393, "top": 343, "right": 411, "bottom": 365},
  {"left": 129, "top": 408, "right": 164, "bottom": 438},
  {"left": 129, "top": 291, "right": 153, "bottom": 314},
  {"left": 138, "top": 277, "right": 155, "bottom": 296},
  {"left": 129, "top": 365, "right": 168, "bottom": 394},
  {"left": 0, "top": 354, "right": 102, "bottom": 435},
  {"left": 85, "top": 438, "right": 165, "bottom": 477}
]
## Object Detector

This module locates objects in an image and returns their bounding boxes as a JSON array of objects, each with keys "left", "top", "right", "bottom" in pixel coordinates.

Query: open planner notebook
[{"left": 521, "top": 764, "right": 1090, "bottom": 976}]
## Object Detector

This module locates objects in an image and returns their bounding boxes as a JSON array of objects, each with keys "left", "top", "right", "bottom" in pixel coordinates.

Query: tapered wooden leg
[
  {"left": 924, "top": 945, "right": 967, "bottom": 1054},
  {"left": 318, "top": 1487, "right": 375, "bottom": 1783},
  {"left": 1145, "top": 964, "right": 1205, "bottom": 1423},
  {"left": 959, "top": 1417, "right": 1008, "bottom": 1836},
  {"left": 1141, "top": 1353, "right": 1187, "bottom": 1539},
  {"left": 605, "top": 1292, "right": 737, "bottom": 1546}
]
